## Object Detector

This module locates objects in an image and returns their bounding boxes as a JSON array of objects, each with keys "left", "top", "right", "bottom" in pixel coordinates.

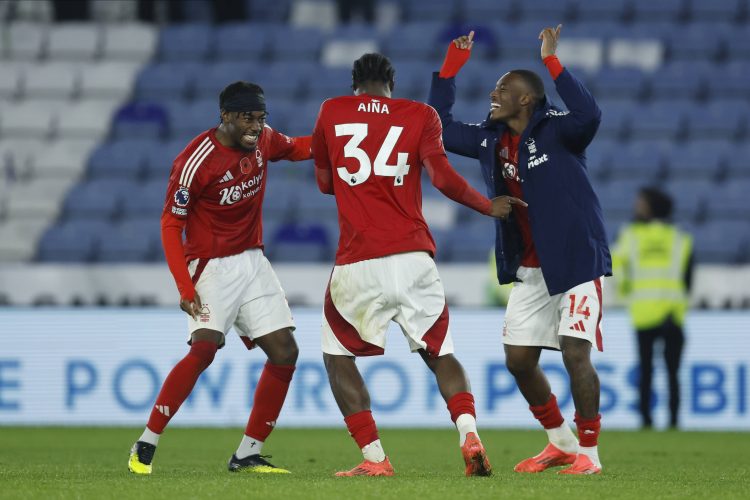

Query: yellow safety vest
[{"left": 612, "top": 222, "right": 692, "bottom": 330}]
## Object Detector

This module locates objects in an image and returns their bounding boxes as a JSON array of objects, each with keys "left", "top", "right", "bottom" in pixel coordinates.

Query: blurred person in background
[
  {"left": 612, "top": 187, "right": 693, "bottom": 430},
  {"left": 128, "top": 82, "right": 311, "bottom": 476},
  {"left": 429, "top": 25, "right": 610, "bottom": 475}
]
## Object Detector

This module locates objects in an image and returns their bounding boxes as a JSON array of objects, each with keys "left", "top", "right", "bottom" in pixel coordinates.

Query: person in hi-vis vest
[{"left": 612, "top": 187, "right": 693, "bottom": 429}]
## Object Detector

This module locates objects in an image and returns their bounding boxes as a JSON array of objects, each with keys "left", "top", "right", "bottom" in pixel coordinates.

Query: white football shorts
[
  {"left": 502, "top": 266, "right": 604, "bottom": 351},
  {"left": 321, "top": 251, "right": 454, "bottom": 358},
  {"left": 187, "top": 249, "right": 295, "bottom": 347}
]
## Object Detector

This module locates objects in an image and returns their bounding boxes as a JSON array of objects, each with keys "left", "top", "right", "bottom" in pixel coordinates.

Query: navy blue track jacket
[{"left": 428, "top": 68, "right": 612, "bottom": 295}]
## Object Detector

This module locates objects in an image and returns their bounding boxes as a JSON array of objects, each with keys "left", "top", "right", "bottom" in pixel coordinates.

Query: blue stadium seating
[
  {"left": 688, "top": 0, "right": 744, "bottom": 22},
  {"left": 704, "top": 179, "right": 750, "bottom": 220},
  {"left": 143, "top": 139, "right": 187, "bottom": 180},
  {"left": 692, "top": 221, "right": 749, "bottom": 263},
  {"left": 664, "top": 179, "right": 710, "bottom": 222},
  {"left": 63, "top": 179, "right": 123, "bottom": 221},
  {"left": 631, "top": 0, "right": 686, "bottom": 21},
  {"left": 97, "top": 222, "right": 155, "bottom": 262},
  {"left": 381, "top": 22, "right": 443, "bottom": 61},
  {"left": 593, "top": 67, "right": 647, "bottom": 99},
  {"left": 705, "top": 62, "right": 750, "bottom": 99},
  {"left": 87, "top": 140, "right": 150, "bottom": 180},
  {"left": 111, "top": 102, "right": 169, "bottom": 140},
  {"left": 213, "top": 22, "right": 276, "bottom": 62},
  {"left": 269, "top": 222, "right": 331, "bottom": 262},
  {"left": 158, "top": 23, "right": 213, "bottom": 61},
  {"left": 665, "top": 139, "right": 731, "bottom": 181},
  {"left": 444, "top": 220, "right": 495, "bottom": 262},
  {"left": 192, "top": 62, "right": 255, "bottom": 100},
  {"left": 648, "top": 62, "right": 712, "bottom": 100},
  {"left": 135, "top": 62, "right": 201, "bottom": 100},
  {"left": 37, "top": 220, "right": 110, "bottom": 262},
  {"left": 269, "top": 26, "right": 324, "bottom": 62}
]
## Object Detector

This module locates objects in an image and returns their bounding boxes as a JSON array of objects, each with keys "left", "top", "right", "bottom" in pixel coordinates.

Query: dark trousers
[{"left": 637, "top": 317, "right": 685, "bottom": 428}]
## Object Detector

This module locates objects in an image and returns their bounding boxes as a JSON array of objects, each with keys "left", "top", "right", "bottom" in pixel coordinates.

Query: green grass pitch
[{"left": 0, "top": 427, "right": 747, "bottom": 499}]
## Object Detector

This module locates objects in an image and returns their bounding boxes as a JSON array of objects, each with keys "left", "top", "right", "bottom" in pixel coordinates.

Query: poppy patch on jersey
[{"left": 174, "top": 187, "right": 190, "bottom": 207}]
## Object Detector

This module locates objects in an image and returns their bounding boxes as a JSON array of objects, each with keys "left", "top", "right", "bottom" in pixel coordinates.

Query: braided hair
[{"left": 351, "top": 53, "right": 395, "bottom": 92}]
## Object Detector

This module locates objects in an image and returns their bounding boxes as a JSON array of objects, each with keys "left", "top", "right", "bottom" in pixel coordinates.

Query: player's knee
[
  {"left": 271, "top": 336, "right": 299, "bottom": 365},
  {"left": 561, "top": 343, "right": 591, "bottom": 370},
  {"left": 189, "top": 340, "right": 218, "bottom": 369},
  {"left": 505, "top": 355, "right": 536, "bottom": 378}
]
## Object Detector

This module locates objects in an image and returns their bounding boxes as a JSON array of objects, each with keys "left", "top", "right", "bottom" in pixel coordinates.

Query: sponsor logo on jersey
[
  {"left": 481, "top": 138, "right": 487, "bottom": 147},
  {"left": 255, "top": 149, "right": 263, "bottom": 169},
  {"left": 527, "top": 153, "right": 549, "bottom": 170},
  {"left": 171, "top": 206, "right": 187, "bottom": 216},
  {"left": 357, "top": 99, "right": 390, "bottom": 114},
  {"left": 220, "top": 170, "right": 234, "bottom": 183},
  {"left": 174, "top": 187, "right": 190, "bottom": 207},
  {"left": 219, "top": 171, "right": 265, "bottom": 205},
  {"left": 546, "top": 109, "right": 569, "bottom": 117}
]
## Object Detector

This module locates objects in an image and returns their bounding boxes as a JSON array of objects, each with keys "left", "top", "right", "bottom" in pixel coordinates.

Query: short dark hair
[
  {"left": 509, "top": 69, "right": 545, "bottom": 103},
  {"left": 640, "top": 186, "right": 673, "bottom": 219},
  {"left": 352, "top": 53, "right": 395, "bottom": 91},
  {"left": 219, "top": 81, "right": 264, "bottom": 110}
]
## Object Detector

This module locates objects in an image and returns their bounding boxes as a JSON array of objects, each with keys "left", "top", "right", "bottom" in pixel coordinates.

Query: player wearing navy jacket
[{"left": 428, "top": 26, "right": 611, "bottom": 475}]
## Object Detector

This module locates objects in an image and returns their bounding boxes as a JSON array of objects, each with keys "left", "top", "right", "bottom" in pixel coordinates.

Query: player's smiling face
[
  {"left": 221, "top": 110, "right": 266, "bottom": 151},
  {"left": 489, "top": 73, "right": 523, "bottom": 122}
]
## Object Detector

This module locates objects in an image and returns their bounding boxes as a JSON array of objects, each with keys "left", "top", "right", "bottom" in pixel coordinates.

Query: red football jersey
[
  {"left": 312, "top": 94, "right": 446, "bottom": 265},
  {"left": 497, "top": 131, "right": 540, "bottom": 267},
  {"left": 163, "top": 126, "right": 310, "bottom": 262}
]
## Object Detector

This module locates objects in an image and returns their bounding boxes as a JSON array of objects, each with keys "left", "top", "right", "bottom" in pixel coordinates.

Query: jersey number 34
[{"left": 335, "top": 123, "right": 411, "bottom": 187}]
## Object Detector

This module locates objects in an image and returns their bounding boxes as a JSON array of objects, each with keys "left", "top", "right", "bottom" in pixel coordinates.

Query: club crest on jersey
[
  {"left": 502, "top": 161, "right": 518, "bottom": 181},
  {"left": 198, "top": 304, "right": 210, "bottom": 323},
  {"left": 357, "top": 99, "right": 390, "bottom": 114},
  {"left": 255, "top": 149, "right": 263, "bottom": 169},
  {"left": 174, "top": 187, "right": 189, "bottom": 207},
  {"left": 525, "top": 137, "right": 537, "bottom": 154}
]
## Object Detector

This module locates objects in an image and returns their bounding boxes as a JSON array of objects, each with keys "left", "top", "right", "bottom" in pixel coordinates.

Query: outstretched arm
[
  {"left": 539, "top": 25, "right": 601, "bottom": 151},
  {"left": 424, "top": 154, "right": 526, "bottom": 219}
]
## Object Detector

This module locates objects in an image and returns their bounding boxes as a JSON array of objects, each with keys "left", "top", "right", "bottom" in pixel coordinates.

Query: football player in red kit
[
  {"left": 128, "top": 82, "right": 311, "bottom": 475},
  {"left": 312, "top": 53, "right": 522, "bottom": 477}
]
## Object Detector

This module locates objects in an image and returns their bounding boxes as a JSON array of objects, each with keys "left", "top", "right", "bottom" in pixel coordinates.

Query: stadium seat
[
  {"left": 135, "top": 62, "right": 200, "bottom": 100},
  {"left": 122, "top": 180, "right": 166, "bottom": 218},
  {"left": 192, "top": 62, "right": 255, "bottom": 99},
  {"left": 704, "top": 62, "right": 750, "bottom": 99},
  {"left": 685, "top": 99, "right": 749, "bottom": 140},
  {"left": 517, "top": 0, "right": 573, "bottom": 21},
  {"left": 687, "top": 0, "right": 744, "bottom": 22},
  {"left": 585, "top": 138, "right": 618, "bottom": 180},
  {"left": 724, "top": 24, "right": 750, "bottom": 61},
  {"left": 214, "top": 22, "right": 276, "bottom": 62},
  {"left": 3, "top": 22, "right": 47, "bottom": 60},
  {"left": 608, "top": 141, "right": 667, "bottom": 183},
  {"left": 158, "top": 23, "right": 213, "bottom": 61},
  {"left": 664, "top": 139, "right": 731, "bottom": 181},
  {"left": 62, "top": 179, "right": 123, "bottom": 221},
  {"left": 4, "top": 178, "right": 74, "bottom": 220},
  {"left": 78, "top": 62, "right": 141, "bottom": 100},
  {"left": 30, "top": 138, "right": 98, "bottom": 180},
  {"left": 22, "top": 62, "right": 79, "bottom": 98},
  {"left": 608, "top": 38, "right": 664, "bottom": 72},
  {"left": 169, "top": 99, "right": 220, "bottom": 139},
  {"left": 628, "top": 101, "right": 688, "bottom": 140},
  {"left": 648, "top": 62, "right": 713, "bottom": 100},
  {"left": 596, "top": 178, "right": 643, "bottom": 219},
  {"left": 380, "top": 22, "right": 442, "bottom": 61},
  {"left": 322, "top": 39, "right": 380, "bottom": 68},
  {"left": 444, "top": 221, "right": 494, "bottom": 262},
  {"left": 0, "top": 62, "right": 24, "bottom": 98},
  {"left": 36, "top": 220, "right": 109, "bottom": 262},
  {"left": 664, "top": 24, "right": 725, "bottom": 62},
  {"left": 692, "top": 221, "right": 749, "bottom": 263},
  {"left": 307, "top": 67, "right": 357, "bottom": 100},
  {"left": 0, "top": 100, "right": 58, "bottom": 139},
  {"left": 269, "top": 26, "right": 324, "bottom": 62},
  {"left": 664, "top": 179, "right": 710, "bottom": 222},
  {"left": 46, "top": 22, "right": 101, "bottom": 60},
  {"left": 725, "top": 144, "right": 750, "bottom": 179},
  {"left": 101, "top": 23, "right": 158, "bottom": 61},
  {"left": 87, "top": 140, "right": 149, "bottom": 180},
  {"left": 556, "top": 38, "right": 604, "bottom": 73},
  {"left": 111, "top": 102, "right": 169, "bottom": 140},
  {"left": 56, "top": 101, "right": 119, "bottom": 140},
  {"left": 403, "top": 0, "right": 461, "bottom": 21},
  {"left": 246, "top": 0, "right": 291, "bottom": 21},
  {"left": 0, "top": 218, "right": 50, "bottom": 261},
  {"left": 289, "top": 0, "right": 337, "bottom": 31},
  {"left": 593, "top": 67, "right": 647, "bottom": 100},
  {"left": 572, "top": 0, "right": 629, "bottom": 22},
  {"left": 269, "top": 222, "right": 331, "bottom": 262},
  {"left": 97, "top": 222, "right": 155, "bottom": 262},
  {"left": 630, "top": 0, "right": 686, "bottom": 21},
  {"left": 596, "top": 99, "right": 633, "bottom": 139},
  {"left": 704, "top": 179, "right": 750, "bottom": 220},
  {"left": 143, "top": 139, "right": 187, "bottom": 180}
]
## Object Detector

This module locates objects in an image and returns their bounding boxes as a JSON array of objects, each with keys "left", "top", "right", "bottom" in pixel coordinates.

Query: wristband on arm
[
  {"left": 439, "top": 42, "right": 472, "bottom": 78},
  {"left": 543, "top": 55, "right": 564, "bottom": 80}
]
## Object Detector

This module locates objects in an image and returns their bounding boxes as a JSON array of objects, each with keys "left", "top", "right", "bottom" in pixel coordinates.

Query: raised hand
[
  {"left": 453, "top": 30, "right": 474, "bottom": 50},
  {"left": 539, "top": 24, "right": 562, "bottom": 59},
  {"left": 489, "top": 196, "right": 528, "bottom": 219}
]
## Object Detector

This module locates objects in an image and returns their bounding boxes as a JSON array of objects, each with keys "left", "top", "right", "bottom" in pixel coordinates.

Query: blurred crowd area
[{"left": 0, "top": 0, "right": 748, "bottom": 265}]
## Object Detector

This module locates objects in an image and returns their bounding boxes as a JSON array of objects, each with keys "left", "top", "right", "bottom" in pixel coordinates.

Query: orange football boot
[
  {"left": 514, "top": 443, "right": 577, "bottom": 473},
  {"left": 461, "top": 432, "right": 492, "bottom": 476},
  {"left": 335, "top": 457, "right": 395, "bottom": 477},
  {"left": 558, "top": 454, "right": 601, "bottom": 475}
]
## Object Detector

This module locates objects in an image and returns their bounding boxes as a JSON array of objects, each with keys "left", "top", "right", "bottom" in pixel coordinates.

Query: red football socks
[
  {"left": 574, "top": 412, "right": 601, "bottom": 447},
  {"left": 530, "top": 394, "right": 565, "bottom": 429},
  {"left": 446, "top": 392, "right": 476, "bottom": 423},
  {"left": 146, "top": 340, "right": 217, "bottom": 434},
  {"left": 344, "top": 410, "right": 380, "bottom": 449},
  {"left": 244, "top": 362, "right": 296, "bottom": 441}
]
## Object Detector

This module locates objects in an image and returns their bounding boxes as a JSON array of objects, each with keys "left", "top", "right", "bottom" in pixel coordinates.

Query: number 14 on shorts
[{"left": 568, "top": 294, "right": 591, "bottom": 319}]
